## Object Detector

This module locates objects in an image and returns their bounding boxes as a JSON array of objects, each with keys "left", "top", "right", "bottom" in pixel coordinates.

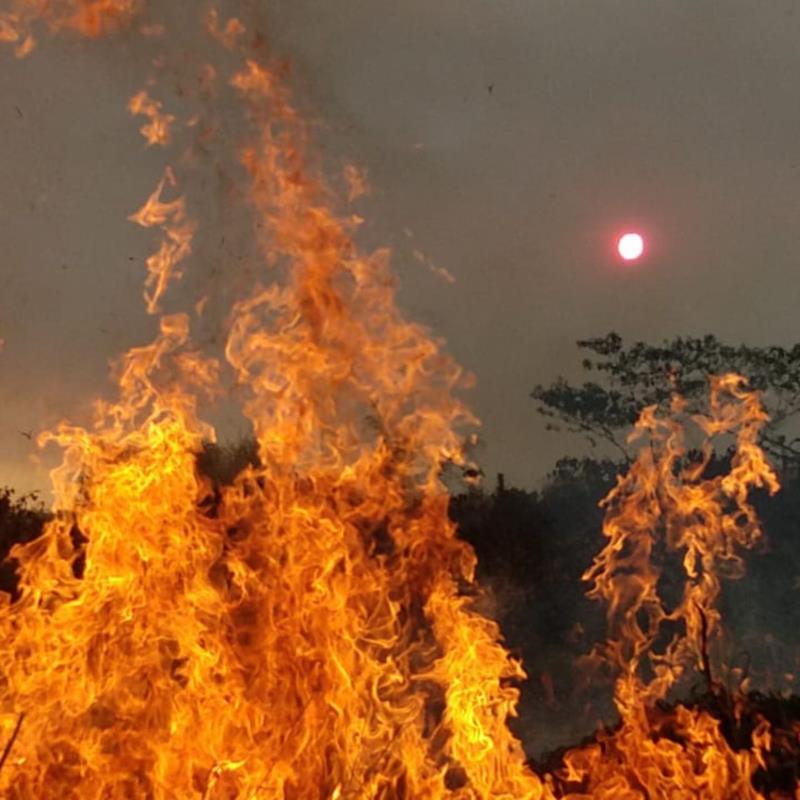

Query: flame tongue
[{"left": 554, "top": 375, "right": 780, "bottom": 798}]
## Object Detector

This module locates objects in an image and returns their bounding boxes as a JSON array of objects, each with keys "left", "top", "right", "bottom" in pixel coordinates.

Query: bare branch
[{"left": 0, "top": 713, "right": 25, "bottom": 775}]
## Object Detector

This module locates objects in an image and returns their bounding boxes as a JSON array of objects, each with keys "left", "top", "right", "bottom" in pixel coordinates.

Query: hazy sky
[{"left": 3, "top": 1, "right": 800, "bottom": 495}]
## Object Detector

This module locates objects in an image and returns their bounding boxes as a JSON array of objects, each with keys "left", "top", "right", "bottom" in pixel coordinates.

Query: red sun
[{"left": 617, "top": 232, "right": 644, "bottom": 261}]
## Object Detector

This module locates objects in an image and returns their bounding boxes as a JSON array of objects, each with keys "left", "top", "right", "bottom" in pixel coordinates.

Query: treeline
[{"left": 452, "top": 457, "right": 800, "bottom": 756}]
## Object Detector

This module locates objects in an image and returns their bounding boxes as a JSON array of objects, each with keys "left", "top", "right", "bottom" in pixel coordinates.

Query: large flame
[
  {"left": 0, "top": 5, "right": 796, "bottom": 799},
  {"left": 0, "top": 7, "right": 549, "bottom": 798}
]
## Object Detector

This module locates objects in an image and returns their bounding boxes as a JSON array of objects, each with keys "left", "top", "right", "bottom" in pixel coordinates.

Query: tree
[
  {"left": 532, "top": 332, "right": 800, "bottom": 468},
  {"left": 0, "top": 488, "right": 48, "bottom": 598}
]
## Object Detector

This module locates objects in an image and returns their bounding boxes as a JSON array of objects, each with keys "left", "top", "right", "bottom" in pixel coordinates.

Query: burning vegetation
[{"left": 0, "top": 2, "right": 798, "bottom": 797}]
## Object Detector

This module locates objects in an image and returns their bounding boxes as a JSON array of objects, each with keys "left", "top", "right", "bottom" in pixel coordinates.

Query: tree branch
[{"left": 0, "top": 713, "right": 24, "bottom": 776}]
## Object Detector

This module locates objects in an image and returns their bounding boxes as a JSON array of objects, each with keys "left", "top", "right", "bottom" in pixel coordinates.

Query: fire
[
  {"left": 128, "top": 167, "right": 195, "bottom": 315},
  {"left": 551, "top": 376, "right": 782, "bottom": 798},
  {"left": 0, "top": 4, "right": 796, "bottom": 799},
  {"left": 0, "top": 7, "right": 549, "bottom": 798},
  {"left": 128, "top": 90, "right": 176, "bottom": 148},
  {"left": 0, "top": 0, "right": 139, "bottom": 56}
]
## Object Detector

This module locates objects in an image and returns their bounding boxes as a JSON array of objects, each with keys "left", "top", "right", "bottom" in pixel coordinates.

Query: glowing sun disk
[{"left": 618, "top": 232, "right": 644, "bottom": 261}]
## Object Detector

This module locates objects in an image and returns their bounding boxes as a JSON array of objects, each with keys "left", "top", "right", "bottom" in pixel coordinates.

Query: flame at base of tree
[
  {"left": 0, "top": 4, "right": 797, "bottom": 798},
  {"left": 549, "top": 375, "right": 783, "bottom": 799}
]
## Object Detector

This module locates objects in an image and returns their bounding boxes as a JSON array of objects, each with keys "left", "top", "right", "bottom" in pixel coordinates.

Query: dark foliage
[
  {"left": 532, "top": 332, "right": 800, "bottom": 466},
  {"left": 450, "top": 454, "right": 800, "bottom": 758},
  {"left": 450, "top": 458, "right": 620, "bottom": 755},
  {"left": 195, "top": 438, "right": 261, "bottom": 487},
  {"left": 0, "top": 488, "right": 49, "bottom": 599}
]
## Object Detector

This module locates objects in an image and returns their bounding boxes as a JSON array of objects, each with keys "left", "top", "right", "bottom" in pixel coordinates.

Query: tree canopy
[{"left": 532, "top": 332, "right": 800, "bottom": 467}]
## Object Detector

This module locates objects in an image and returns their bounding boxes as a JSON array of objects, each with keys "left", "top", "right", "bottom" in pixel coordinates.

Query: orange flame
[
  {"left": 586, "top": 376, "right": 778, "bottom": 708},
  {"left": 128, "top": 89, "right": 176, "bottom": 147},
  {"left": 128, "top": 167, "right": 195, "bottom": 315},
  {"left": 0, "top": 10, "right": 551, "bottom": 799},
  {"left": 553, "top": 375, "right": 782, "bottom": 798},
  {"left": 0, "top": 0, "right": 139, "bottom": 56}
]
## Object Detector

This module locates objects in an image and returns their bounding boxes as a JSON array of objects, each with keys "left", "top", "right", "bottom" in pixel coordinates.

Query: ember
[{"left": 0, "top": 3, "right": 797, "bottom": 799}]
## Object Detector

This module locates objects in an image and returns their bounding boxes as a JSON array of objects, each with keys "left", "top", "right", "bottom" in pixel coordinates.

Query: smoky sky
[{"left": 2, "top": 1, "right": 800, "bottom": 495}]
